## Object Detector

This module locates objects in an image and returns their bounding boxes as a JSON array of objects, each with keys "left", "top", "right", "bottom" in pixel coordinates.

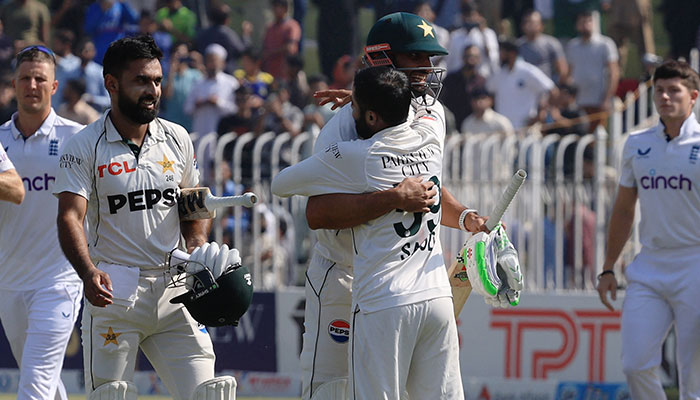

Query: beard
[
  {"left": 355, "top": 115, "right": 373, "bottom": 139},
  {"left": 118, "top": 89, "right": 160, "bottom": 124}
]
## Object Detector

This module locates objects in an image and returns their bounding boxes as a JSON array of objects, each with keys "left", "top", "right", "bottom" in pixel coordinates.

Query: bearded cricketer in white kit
[
  {"left": 0, "top": 45, "right": 84, "bottom": 400},
  {"left": 597, "top": 59, "right": 700, "bottom": 399},
  {"left": 274, "top": 66, "right": 463, "bottom": 399},
  {"left": 54, "top": 36, "right": 236, "bottom": 400}
]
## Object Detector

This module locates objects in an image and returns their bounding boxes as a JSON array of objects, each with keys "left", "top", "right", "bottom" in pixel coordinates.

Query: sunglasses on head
[{"left": 17, "top": 45, "right": 56, "bottom": 63}]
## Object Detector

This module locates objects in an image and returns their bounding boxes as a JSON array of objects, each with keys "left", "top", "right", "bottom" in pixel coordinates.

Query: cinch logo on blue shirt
[
  {"left": 22, "top": 174, "right": 55, "bottom": 191},
  {"left": 640, "top": 169, "right": 692, "bottom": 191},
  {"left": 328, "top": 319, "right": 350, "bottom": 343}
]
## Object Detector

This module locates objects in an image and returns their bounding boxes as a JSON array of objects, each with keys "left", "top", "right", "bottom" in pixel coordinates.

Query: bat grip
[
  {"left": 205, "top": 192, "right": 258, "bottom": 209},
  {"left": 485, "top": 169, "right": 527, "bottom": 231}
]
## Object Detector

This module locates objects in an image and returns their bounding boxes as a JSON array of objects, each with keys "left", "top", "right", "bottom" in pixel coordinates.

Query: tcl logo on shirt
[
  {"left": 107, "top": 188, "right": 177, "bottom": 214},
  {"left": 98, "top": 161, "right": 137, "bottom": 178}
]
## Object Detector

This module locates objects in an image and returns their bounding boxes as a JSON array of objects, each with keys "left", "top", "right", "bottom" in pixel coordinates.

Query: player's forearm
[
  {"left": 57, "top": 206, "right": 96, "bottom": 280},
  {"left": 306, "top": 190, "right": 402, "bottom": 230},
  {"left": 0, "top": 170, "right": 25, "bottom": 204},
  {"left": 440, "top": 187, "right": 465, "bottom": 229},
  {"left": 180, "top": 219, "right": 212, "bottom": 252},
  {"left": 603, "top": 187, "right": 637, "bottom": 269}
]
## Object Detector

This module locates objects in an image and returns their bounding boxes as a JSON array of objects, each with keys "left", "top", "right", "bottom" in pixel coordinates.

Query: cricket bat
[
  {"left": 450, "top": 169, "right": 527, "bottom": 318},
  {"left": 178, "top": 187, "right": 258, "bottom": 221}
]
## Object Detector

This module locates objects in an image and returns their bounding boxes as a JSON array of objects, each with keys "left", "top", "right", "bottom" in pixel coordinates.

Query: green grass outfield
[{"left": 0, "top": 396, "right": 299, "bottom": 400}]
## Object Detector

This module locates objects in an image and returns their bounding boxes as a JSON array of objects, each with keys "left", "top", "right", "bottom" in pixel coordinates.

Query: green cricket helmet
[
  {"left": 170, "top": 263, "right": 254, "bottom": 327},
  {"left": 364, "top": 12, "right": 448, "bottom": 104}
]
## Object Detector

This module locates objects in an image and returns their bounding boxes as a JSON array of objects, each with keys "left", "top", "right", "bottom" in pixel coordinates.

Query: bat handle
[
  {"left": 485, "top": 169, "right": 527, "bottom": 231},
  {"left": 169, "top": 249, "right": 191, "bottom": 264},
  {"left": 243, "top": 192, "right": 258, "bottom": 206}
]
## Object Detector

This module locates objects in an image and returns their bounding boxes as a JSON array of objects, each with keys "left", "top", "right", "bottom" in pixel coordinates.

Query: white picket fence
[{"left": 192, "top": 81, "right": 659, "bottom": 291}]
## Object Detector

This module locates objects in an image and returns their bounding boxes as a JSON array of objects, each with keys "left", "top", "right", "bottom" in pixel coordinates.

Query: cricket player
[
  {"left": 597, "top": 59, "right": 700, "bottom": 399},
  {"left": 54, "top": 36, "right": 235, "bottom": 400},
  {"left": 274, "top": 66, "right": 463, "bottom": 399},
  {"left": 0, "top": 45, "right": 84, "bottom": 400},
  {"left": 0, "top": 141, "right": 24, "bottom": 204},
  {"left": 294, "top": 13, "right": 486, "bottom": 399}
]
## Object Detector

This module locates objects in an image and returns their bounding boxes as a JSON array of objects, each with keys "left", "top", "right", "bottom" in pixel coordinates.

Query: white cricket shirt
[
  {"left": 53, "top": 112, "right": 199, "bottom": 268},
  {"left": 273, "top": 105, "right": 452, "bottom": 313},
  {"left": 0, "top": 110, "right": 83, "bottom": 289},
  {"left": 0, "top": 140, "right": 13, "bottom": 172},
  {"left": 620, "top": 113, "right": 700, "bottom": 250},
  {"left": 310, "top": 104, "right": 358, "bottom": 267}
]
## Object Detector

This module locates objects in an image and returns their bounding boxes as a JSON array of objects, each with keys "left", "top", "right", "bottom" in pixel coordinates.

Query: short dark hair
[
  {"left": 103, "top": 35, "right": 163, "bottom": 78},
  {"left": 209, "top": 4, "right": 230, "bottom": 25},
  {"left": 499, "top": 39, "right": 519, "bottom": 53},
  {"left": 15, "top": 46, "right": 56, "bottom": 70},
  {"left": 353, "top": 66, "right": 411, "bottom": 127},
  {"left": 653, "top": 59, "right": 700, "bottom": 91},
  {"left": 66, "top": 78, "right": 87, "bottom": 96},
  {"left": 576, "top": 10, "right": 594, "bottom": 20}
]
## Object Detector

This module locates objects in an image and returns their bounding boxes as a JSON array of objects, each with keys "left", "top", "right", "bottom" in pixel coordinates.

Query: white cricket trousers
[
  {"left": 349, "top": 297, "right": 463, "bottom": 400},
  {"left": 0, "top": 282, "right": 82, "bottom": 400},
  {"left": 82, "top": 272, "right": 215, "bottom": 400},
  {"left": 300, "top": 252, "right": 353, "bottom": 399},
  {"left": 622, "top": 246, "right": 700, "bottom": 400}
]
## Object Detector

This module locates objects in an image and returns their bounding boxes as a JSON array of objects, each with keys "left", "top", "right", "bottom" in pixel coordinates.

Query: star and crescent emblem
[
  {"left": 156, "top": 154, "right": 175, "bottom": 174},
  {"left": 100, "top": 326, "right": 122, "bottom": 346},
  {"left": 417, "top": 20, "right": 435, "bottom": 38}
]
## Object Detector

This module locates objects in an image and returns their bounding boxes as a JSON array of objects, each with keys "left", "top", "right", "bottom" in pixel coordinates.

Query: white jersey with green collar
[
  {"left": 274, "top": 105, "right": 451, "bottom": 313},
  {"left": 620, "top": 113, "right": 700, "bottom": 250},
  {"left": 54, "top": 112, "right": 199, "bottom": 269}
]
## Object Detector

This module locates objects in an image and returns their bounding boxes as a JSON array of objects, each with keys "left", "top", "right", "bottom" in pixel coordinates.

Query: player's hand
[
  {"left": 394, "top": 177, "right": 436, "bottom": 213},
  {"left": 313, "top": 89, "right": 352, "bottom": 110},
  {"left": 596, "top": 271, "right": 617, "bottom": 311},
  {"left": 464, "top": 212, "right": 489, "bottom": 233},
  {"left": 83, "top": 267, "right": 113, "bottom": 307}
]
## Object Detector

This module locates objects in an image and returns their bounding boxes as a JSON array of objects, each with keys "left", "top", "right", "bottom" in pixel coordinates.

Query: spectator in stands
[
  {"left": 261, "top": 0, "right": 302, "bottom": 81},
  {"left": 566, "top": 10, "right": 619, "bottom": 131},
  {"left": 257, "top": 83, "right": 303, "bottom": 137},
  {"left": 440, "top": 44, "right": 487, "bottom": 128},
  {"left": 0, "top": 0, "right": 49, "bottom": 46},
  {"left": 460, "top": 87, "right": 514, "bottom": 137},
  {"left": 51, "top": 30, "right": 80, "bottom": 109},
  {"left": 487, "top": 39, "right": 556, "bottom": 130},
  {"left": 0, "top": 74, "right": 15, "bottom": 124},
  {"left": 184, "top": 43, "right": 239, "bottom": 135},
  {"left": 50, "top": 0, "right": 91, "bottom": 39},
  {"left": 63, "top": 38, "right": 110, "bottom": 112},
  {"left": 446, "top": 2, "right": 498, "bottom": 76},
  {"left": 139, "top": 11, "right": 172, "bottom": 77},
  {"left": 415, "top": 2, "right": 449, "bottom": 70},
  {"left": 553, "top": 0, "right": 601, "bottom": 40},
  {"left": 217, "top": 85, "right": 264, "bottom": 136},
  {"left": 517, "top": 9, "right": 568, "bottom": 83},
  {"left": 660, "top": 0, "right": 700, "bottom": 61},
  {"left": 314, "top": 0, "right": 357, "bottom": 81},
  {"left": 303, "top": 74, "right": 336, "bottom": 130},
  {"left": 161, "top": 43, "right": 201, "bottom": 132},
  {"left": 286, "top": 55, "right": 309, "bottom": 110},
  {"left": 0, "top": 21, "right": 15, "bottom": 73},
  {"left": 57, "top": 78, "right": 100, "bottom": 125},
  {"left": 194, "top": 3, "right": 252, "bottom": 74},
  {"left": 328, "top": 54, "right": 355, "bottom": 90},
  {"left": 607, "top": 0, "right": 654, "bottom": 74},
  {"left": 155, "top": 0, "right": 196, "bottom": 44},
  {"left": 83, "top": 0, "right": 139, "bottom": 64},
  {"left": 474, "top": 0, "right": 502, "bottom": 32},
  {"left": 234, "top": 49, "right": 274, "bottom": 100}
]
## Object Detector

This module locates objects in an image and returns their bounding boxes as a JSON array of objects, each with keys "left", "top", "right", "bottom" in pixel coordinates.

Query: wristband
[
  {"left": 458, "top": 209, "right": 478, "bottom": 232},
  {"left": 597, "top": 270, "right": 615, "bottom": 280}
]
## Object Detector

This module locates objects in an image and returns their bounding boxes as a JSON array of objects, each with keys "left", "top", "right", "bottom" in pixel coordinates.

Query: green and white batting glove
[
  {"left": 463, "top": 231, "right": 501, "bottom": 299},
  {"left": 463, "top": 224, "right": 523, "bottom": 308},
  {"left": 493, "top": 225, "right": 523, "bottom": 306}
]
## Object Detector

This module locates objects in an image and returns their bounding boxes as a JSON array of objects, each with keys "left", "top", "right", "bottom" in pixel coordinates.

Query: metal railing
[{"left": 192, "top": 80, "right": 659, "bottom": 291}]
